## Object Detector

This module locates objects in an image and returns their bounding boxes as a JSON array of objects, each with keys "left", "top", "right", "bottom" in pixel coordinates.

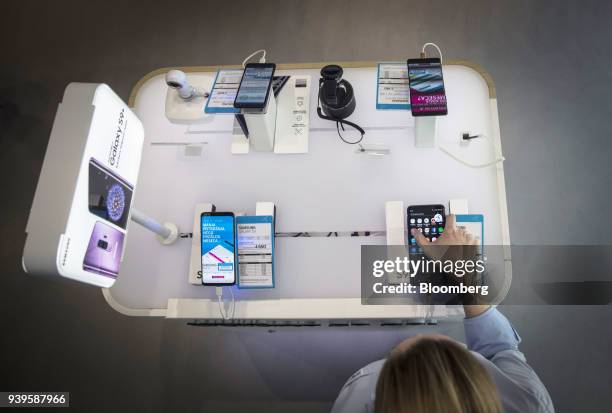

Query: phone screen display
[
  {"left": 88, "top": 158, "right": 133, "bottom": 230},
  {"left": 234, "top": 64, "right": 276, "bottom": 108},
  {"left": 407, "top": 205, "right": 446, "bottom": 254},
  {"left": 201, "top": 214, "right": 236, "bottom": 285},
  {"left": 407, "top": 58, "right": 448, "bottom": 116}
]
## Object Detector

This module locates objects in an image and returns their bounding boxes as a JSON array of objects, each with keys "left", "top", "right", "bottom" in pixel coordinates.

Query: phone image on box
[
  {"left": 407, "top": 58, "right": 448, "bottom": 116},
  {"left": 83, "top": 220, "right": 125, "bottom": 278},
  {"left": 88, "top": 158, "right": 133, "bottom": 230},
  {"left": 201, "top": 212, "right": 236, "bottom": 286},
  {"left": 233, "top": 63, "right": 276, "bottom": 109},
  {"left": 407, "top": 204, "right": 446, "bottom": 255}
]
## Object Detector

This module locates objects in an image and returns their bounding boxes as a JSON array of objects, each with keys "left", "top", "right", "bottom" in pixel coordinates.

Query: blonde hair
[{"left": 375, "top": 335, "right": 503, "bottom": 413}]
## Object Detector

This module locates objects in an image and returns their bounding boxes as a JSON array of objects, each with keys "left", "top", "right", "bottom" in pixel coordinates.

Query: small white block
[
  {"left": 256, "top": 202, "right": 275, "bottom": 217},
  {"left": 449, "top": 198, "right": 469, "bottom": 215},
  {"left": 385, "top": 201, "right": 405, "bottom": 245}
]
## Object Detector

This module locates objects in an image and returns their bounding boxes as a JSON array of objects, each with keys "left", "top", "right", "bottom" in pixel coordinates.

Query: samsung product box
[{"left": 22, "top": 83, "right": 144, "bottom": 287}]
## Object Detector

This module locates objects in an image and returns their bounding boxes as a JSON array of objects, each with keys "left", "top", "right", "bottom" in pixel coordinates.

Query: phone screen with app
[
  {"left": 201, "top": 213, "right": 236, "bottom": 285},
  {"left": 234, "top": 63, "right": 276, "bottom": 109},
  {"left": 407, "top": 204, "right": 446, "bottom": 254}
]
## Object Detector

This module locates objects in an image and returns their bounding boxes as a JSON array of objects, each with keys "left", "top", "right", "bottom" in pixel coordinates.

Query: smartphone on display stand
[
  {"left": 407, "top": 204, "right": 446, "bottom": 255},
  {"left": 201, "top": 212, "right": 237, "bottom": 286},
  {"left": 234, "top": 63, "right": 276, "bottom": 110},
  {"left": 407, "top": 58, "right": 448, "bottom": 116}
]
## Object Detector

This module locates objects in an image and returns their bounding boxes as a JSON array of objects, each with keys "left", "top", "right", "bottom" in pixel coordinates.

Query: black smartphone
[
  {"left": 201, "top": 212, "right": 236, "bottom": 286},
  {"left": 234, "top": 63, "right": 276, "bottom": 109},
  {"left": 407, "top": 58, "right": 448, "bottom": 116},
  {"left": 407, "top": 204, "right": 446, "bottom": 254}
]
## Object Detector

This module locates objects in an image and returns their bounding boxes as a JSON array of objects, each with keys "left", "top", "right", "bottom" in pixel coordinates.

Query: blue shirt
[{"left": 331, "top": 307, "right": 554, "bottom": 413}]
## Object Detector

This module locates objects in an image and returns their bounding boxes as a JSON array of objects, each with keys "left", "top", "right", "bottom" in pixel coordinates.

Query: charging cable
[
  {"left": 215, "top": 286, "right": 236, "bottom": 320},
  {"left": 420, "top": 42, "right": 443, "bottom": 62},
  {"left": 438, "top": 132, "right": 505, "bottom": 168},
  {"left": 242, "top": 49, "right": 267, "bottom": 68},
  {"left": 439, "top": 145, "right": 505, "bottom": 168}
]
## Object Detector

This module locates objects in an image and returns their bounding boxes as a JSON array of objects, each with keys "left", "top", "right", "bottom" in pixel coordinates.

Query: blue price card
[
  {"left": 455, "top": 214, "right": 484, "bottom": 254},
  {"left": 236, "top": 215, "right": 275, "bottom": 289},
  {"left": 376, "top": 62, "right": 410, "bottom": 110},
  {"left": 205, "top": 69, "right": 243, "bottom": 114}
]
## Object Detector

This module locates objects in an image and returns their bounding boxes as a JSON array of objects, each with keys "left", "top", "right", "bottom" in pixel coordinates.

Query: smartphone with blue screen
[
  {"left": 234, "top": 63, "right": 276, "bottom": 109},
  {"left": 201, "top": 212, "right": 236, "bottom": 286}
]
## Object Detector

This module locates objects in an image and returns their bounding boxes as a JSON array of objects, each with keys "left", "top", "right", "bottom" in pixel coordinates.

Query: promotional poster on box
[{"left": 58, "top": 85, "right": 143, "bottom": 288}]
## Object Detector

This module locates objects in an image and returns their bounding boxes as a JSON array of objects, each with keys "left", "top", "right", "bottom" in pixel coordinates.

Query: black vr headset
[{"left": 317, "top": 65, "right": 365, "bottom": 143}]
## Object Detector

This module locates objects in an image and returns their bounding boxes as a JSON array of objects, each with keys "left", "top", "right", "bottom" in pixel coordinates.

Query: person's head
[{"left": 375, "top": 334, "right": 502, "bottom": 413}]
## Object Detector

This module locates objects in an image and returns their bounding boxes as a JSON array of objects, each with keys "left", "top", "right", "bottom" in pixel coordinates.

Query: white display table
[{"left": 103, "top": 61, "right": 510, "bottom": 324}]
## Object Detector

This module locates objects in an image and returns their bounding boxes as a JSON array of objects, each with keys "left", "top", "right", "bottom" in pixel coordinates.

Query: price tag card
[
  {"left": 205, "top": 69, "right": 243, "bottom": 114},
  {"left": 236, "top": 215, "right": 275, "bottom": 288},
  {"left": 456, "top": 214, "right": 485, "bottom": 256},
  {"left": 376, "top": 62, "right": 410, "bottom": 110}
]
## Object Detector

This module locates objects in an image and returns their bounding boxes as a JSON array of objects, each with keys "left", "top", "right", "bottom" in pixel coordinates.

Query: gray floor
[{"left": 1, "top": 0, "right": 611, "bottom": 412}]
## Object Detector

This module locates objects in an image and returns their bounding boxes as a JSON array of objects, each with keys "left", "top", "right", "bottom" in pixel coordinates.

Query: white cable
[
  {"left": 426, "top": 303, "right": 435, "bottom": 324},
  {"left": 438, "top": 144, "right": 505, "bottom": 168},
  {"left": 216, "top": 287, "right": 227, "bottom": 320},
  {"left": 215, "top": 286, "right": 236, "bottom": 320},
  {"left": 241, "top": 49, "right": 267, "bottom": 68},
  {"left": 421, "top": 42, "right": 443, "bottom": 62},
  {"left": 227, "top": 286, "right": 236, "bottom": 320}
]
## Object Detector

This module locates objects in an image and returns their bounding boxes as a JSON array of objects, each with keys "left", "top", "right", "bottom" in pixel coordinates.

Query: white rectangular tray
[{"left": 104, "top": 61, "right": 510, "bottom": 322}]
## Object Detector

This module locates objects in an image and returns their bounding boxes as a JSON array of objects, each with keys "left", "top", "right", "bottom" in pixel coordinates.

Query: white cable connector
[
  {"left": 241, "top": 49, "right": 267, "bottom": 68},
  {"left": 216, "top": 286, "right": 236, "bottom": 320},
  {"left": 438, "top": 144, "right": 505, "bottom": 168},
  {"left": 421, "top": 42, "right": 443, "bottom": 62}
]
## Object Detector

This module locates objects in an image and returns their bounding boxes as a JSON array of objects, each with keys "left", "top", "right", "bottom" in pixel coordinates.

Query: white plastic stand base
[
  {"left": 255, "top": 202, "right": 276, "bottom": 217},
  {"left": 165, "top": 73, "right": 213, "bottom": 124},
  {"left": 274, "top": 76, "right": 310, "bottom": 154},
  {"left": 449, "top": 198, "right": 469, "bottom": 214},
  {"left": 189, "top": 203, "right": 215, "bottom": 285},
  {"left": 414, "top": 116, "right": 437, "bottom": 148},
  {"left": 385, "top": 201, "right": 405, "bottom": 245},
  {"left": 231, "top": 118, "right": 250, "bottom": 154},
  {"left": 242, "top": 93, "right": 277, "bottom": 152}
]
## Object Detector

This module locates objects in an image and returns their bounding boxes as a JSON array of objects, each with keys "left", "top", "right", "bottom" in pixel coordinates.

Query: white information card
[{"left": 236, "top": 215, "right": 275, "bottom": 288}]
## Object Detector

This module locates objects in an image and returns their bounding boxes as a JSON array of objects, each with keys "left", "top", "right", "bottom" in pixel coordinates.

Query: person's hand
[
  {"left": 410, "top": 214, "right": 476, "bottom": 261},
  {"left": 411, "top": 215, "right": 488, "bottom": 313}
]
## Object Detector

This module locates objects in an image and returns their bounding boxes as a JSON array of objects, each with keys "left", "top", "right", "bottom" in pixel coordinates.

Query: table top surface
[{"left": 106, "top": 62, "right": 509, "bottom": 318}]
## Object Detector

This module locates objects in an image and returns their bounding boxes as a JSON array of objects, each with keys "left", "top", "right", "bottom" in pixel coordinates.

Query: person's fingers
[
  {"left": 445, "top": 214, "right": 456, "bottom": 230},
  {"left": 411, "top": 228, "right": 430, "bottom": 246}
]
